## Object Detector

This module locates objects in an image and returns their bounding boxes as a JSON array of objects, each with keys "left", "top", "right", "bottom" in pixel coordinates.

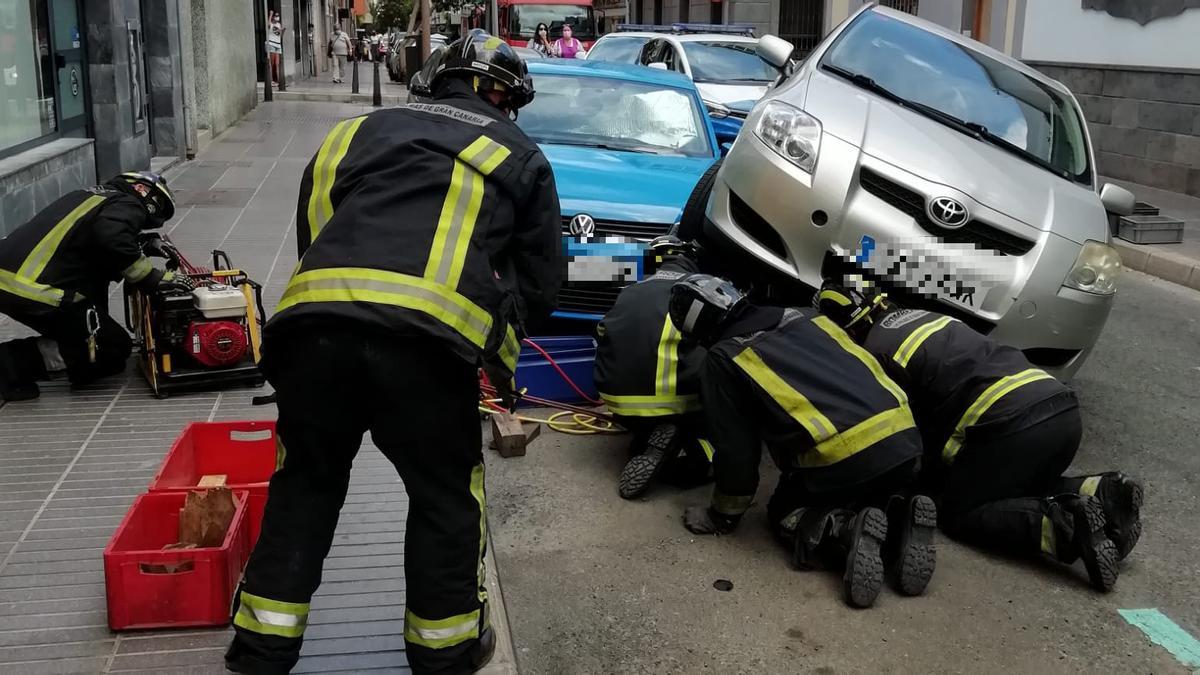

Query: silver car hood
[{"left": 800, "top": 71, "right": 1106, "bottom": 244}]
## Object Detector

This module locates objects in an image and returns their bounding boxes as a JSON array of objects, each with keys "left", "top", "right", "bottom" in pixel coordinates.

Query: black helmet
[
  {"left": 107, "top": 171, "right": 175, "bottom": 227},
  {"left": 815, "top": 278, "right": 889, "bottom": 337},
  {"left": 669, "top": 274, "right": 746, "bottom": 344},
  {"left": 432, "top": 30, "right": 534, "bottom": 112}
]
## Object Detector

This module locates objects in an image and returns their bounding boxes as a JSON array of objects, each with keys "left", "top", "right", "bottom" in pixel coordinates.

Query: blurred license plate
[
  {"left": 564, "top": 236, "right": 647, "bottom": 284},
  {"left": 846, "top": 234, "right": 1007, "bottom": 310}
]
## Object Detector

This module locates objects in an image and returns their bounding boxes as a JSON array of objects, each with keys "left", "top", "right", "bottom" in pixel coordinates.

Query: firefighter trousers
[
  {"left": 768, "top": 457, "right": 921, "bottom": 541},
  {"left": 225, "top": 324, "right": 491, "bottom": 675},
  {"left": 938, "top": 408, "right": 1083, "bottom": 561},
  {"left": 0, "top": 302, "right": 131, "bottom": 386}
]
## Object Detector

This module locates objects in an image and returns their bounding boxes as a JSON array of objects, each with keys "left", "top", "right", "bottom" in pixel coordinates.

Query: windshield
[
  {"left": 587, "top": 36, "right": 650, "bottom": 63},
  {"left": 512, "top": 5, "right": 596, "bottom": 41},
  {"left": 681, "top": 41, "right": 776, "bottom": 83},
  {"left": 516, "top": 73, "right": 712, "bottom": 157},
  {"left": 820, "top": 11, "right": 1092, "bottom": 184}
]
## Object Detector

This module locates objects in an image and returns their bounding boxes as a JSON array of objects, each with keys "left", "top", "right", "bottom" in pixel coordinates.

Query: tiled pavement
[{"left": 0, "top": 101, "right": 514, "bottom": 674}]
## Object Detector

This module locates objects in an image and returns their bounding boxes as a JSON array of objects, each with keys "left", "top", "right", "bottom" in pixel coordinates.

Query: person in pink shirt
[{"left": 554, "top": 25, "right": 584, "bottom": 58}]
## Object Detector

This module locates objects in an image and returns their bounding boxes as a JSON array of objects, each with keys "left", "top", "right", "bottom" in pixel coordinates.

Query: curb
[
  {"left": 479, "top": 536, "right": 520, "bottom": 674},
  {"left": 1112, "top": 239, "right": 1200, "bottom": 293}
]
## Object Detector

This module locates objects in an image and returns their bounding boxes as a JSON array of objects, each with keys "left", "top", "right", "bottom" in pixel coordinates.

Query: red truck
[{"left": 496, "top": 0, "right": 598, "bottom": 48}]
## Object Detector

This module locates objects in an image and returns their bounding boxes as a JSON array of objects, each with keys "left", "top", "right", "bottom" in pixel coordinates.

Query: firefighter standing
[
  {"left": 224, "top": 33, "right": 561, "bottom": 675},
  {"left": 668, "top": 275, "right": 936, "bottom": 608},
  {"left": 0, "top": 172, "right": 190, "bottom": 401},
  {"left": 594, "top": 236, "right": 712, "bottom": 499},
  {"left": 816, "top": 281, "right": 1143, "bottom": 592}
]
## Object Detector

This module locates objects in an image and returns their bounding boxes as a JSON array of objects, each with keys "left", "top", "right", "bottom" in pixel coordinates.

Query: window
[
  {"left": 680, "top": 41, "right": 777, "bottom": 82},
  {"left": 587, "top": 35, "right": 649, "bottom": 63},
  {"left": 510, "top": 5, "right": 596, "bottom": 41},
  {"left": 0, "top": 0, "right": 57, "bottom": 154}
]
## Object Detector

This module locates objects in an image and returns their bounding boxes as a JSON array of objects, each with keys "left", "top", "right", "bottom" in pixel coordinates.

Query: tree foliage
[{"left": 373, "top": 0, "right": 414, "bottom": 30}]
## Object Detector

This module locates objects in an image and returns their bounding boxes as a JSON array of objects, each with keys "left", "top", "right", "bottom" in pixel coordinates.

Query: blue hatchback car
[{"left": 517, "top": 60, "right": 721, "bottom": 320}]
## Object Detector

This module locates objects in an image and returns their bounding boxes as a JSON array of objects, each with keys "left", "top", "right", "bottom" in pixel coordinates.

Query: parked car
[
  {"left": 517, "top": 60, "right": 721, "bottom": 319},
  {"left": 388, "top": 32, "right": 448, "bottom": 84},
  {"left": 587, "top": 24, "right": 785, "bottom": 144},
  {"left": 511, "top": 45, "right": 547, "bottom": 60},
  {"left": 693, "top": 6, "right": 1135, "bottom": 379}
]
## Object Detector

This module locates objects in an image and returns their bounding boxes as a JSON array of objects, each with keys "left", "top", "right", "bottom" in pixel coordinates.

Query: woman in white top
[
  {"left": 329, "top": 27, "right": 352, "bottom": 83},
  {"left": 529, "top": 23, "right": 556, "bottom": 57},
  {"left": 267, "top": 11, "right": 284, "bottom": 85}
]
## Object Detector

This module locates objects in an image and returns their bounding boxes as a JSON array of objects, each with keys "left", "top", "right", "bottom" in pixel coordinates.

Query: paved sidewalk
[
  {"left": 1105, "top": 177, "right": 1200, "bottom": 292},
  {"left": 0, "top": 100, "right": 514, "bottom": 674},
  {"left": 258, "top": 71, "right": 406, "bottom": 106}
]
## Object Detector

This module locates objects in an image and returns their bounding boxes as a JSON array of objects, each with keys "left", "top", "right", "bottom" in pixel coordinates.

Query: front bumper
[{"left": 705, "top": 132, "right": 1114, "bottom": 380}]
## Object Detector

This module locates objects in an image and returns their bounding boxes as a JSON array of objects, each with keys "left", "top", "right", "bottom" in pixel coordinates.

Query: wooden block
[
  {"left": 491, "top": 412, "right": 529, "bottom": 458},
  {"left": 179, "top": 488, "right": 236, "bottom": 548},
  {"left": 198, "top": 474, "right": 227, "bottom": 487},
  {"left": 522, "top": 422, "right": 541, "bottom": 445}
]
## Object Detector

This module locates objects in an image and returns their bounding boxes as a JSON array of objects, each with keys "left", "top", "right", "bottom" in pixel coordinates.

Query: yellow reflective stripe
[
  {"left": 1080, "top": 476, "right": 1101, "bottom": 497},
  {"left": 425, "top": 136, "right": 508, "bottom": 290},
  {"left": 458, "top": 135, "right": 511, "bottom": 175},
  {"left": 893, "top": 316, "right": 957, "bottom": 368},
  {"left": 275, "top": 436, "right": 287, "bottom": 471},
  {"left": 697, "top": 438, "right": 715, "bottom": 462},
  {"left": 122, "top": 256, "right": 154, "bottom": 284},
  {"left": 1040, "top": 515, "right": 1056, "bottom": 556},
  {"left": 306, "top": 116, "right": 366, "bottom": 242},
  {"left": 0, "top": 268, "right": 65, "bottom": 306},
  {"left": 711, "top": 489, "right": 753, "bottom": 516},
  {"left": 654, "top": 315, "right": 681, "bottom": 397},
  {"left": 277, "top": 267, "right": 493, "bottom": 348},
  {"left": 500, "top": 326, "right": 520, "bottom": 372},
  {"left": 812, "top": 316, "right": 908, "bottom": 405},
  {"left": 942, "top": 368, "right": 1057, "bottom": 463},
  {"left": 802, "top": 405, "right": 916, "bottom": 468},
  {"left": 733, "top": 347, "right": 838, "bottom": 442},
  {"left": 469, "top": 463, "right": 489, "bottom": 605},
  {"left": 600, "top": 392, "right": 701, "bottom": 417},
  {"left": 405, "top": 608, "right": 482, "bottom": 649},
  {"left": 818, "top": 289, "right": 852, "bottom": 306},
  {"left": 18, "top": 195, "right": 106, "bottom": 281},
  {"left": 234, "top": 591, "right": 309, "bottom": 639}
]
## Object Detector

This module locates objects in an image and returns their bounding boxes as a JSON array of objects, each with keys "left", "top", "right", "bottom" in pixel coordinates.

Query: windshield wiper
[
  {"left": 539, "top": 138, "right": 666, "bottom": 155},
  {"left": 821, "top": 63, "right": 1072, "bottom": 180}
]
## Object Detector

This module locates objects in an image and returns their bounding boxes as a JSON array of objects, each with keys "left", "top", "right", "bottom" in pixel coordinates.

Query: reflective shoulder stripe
[
  {"left": 233, "top": 591, "right": 309, "bottom": 639},
  {"left": 812, "top": 315, "right": 908, "bottom": 406},
  {"left": 0, "top": 268, "right": 65, "bottom": 306},
  {"left": 804, "top": 405, "right": 915, "bottom": 467},
  {"left": 893, "top": 315, "right": 957, "bottom": 368},
  {"left": 941, "top": 368, "right": 1056, "bottom": 463},
  {"left": 18, "top": 195, "right": 107, "bottom": 281},
  {"left": 276, "top": 267, "right": 494, "bottom": 349},
  {"left": 122, "top": 256, "right": 155, "bottom": 284},
  {"left": 1079, "top": 476, "right": 1102, "bottom": 497},
  {"left": 600, "top": 392, "right": 701, "bottom": 417},
  {"left": 425, "top": 135, "right": 511, "bottom": 290},
  {"left": 818, "top": 289, "right": 852, "bottom": 306},
  {"left": 711, "top": 488, "right": 753, "bottom": 516},
  {"left": 654, "top": 314, "right": 682, "bottom": 397},
  {"left": 732, "top": 347, "right": 838, "bottom": 443},
  {"left": 306, "top": 116, "right": 367, "bottom": 243},
  {"left": 405, "top": 608, "right": 483, "bottom": 649}
]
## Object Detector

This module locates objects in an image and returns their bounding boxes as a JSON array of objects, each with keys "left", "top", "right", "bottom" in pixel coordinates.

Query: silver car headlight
[
  {"left": 753, "top": 101, "right": 821, "bottom": 173},
  {"left": 1064, "top": 240, "right": 1122, "bottom": 295}
]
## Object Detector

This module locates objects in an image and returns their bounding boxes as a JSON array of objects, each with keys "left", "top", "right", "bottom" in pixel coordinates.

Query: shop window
[{"left": 1, "top": 0, "right": 58, "bottom": 155}]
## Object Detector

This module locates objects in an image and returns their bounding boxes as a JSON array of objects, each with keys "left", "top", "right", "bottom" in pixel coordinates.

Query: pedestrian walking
[
  {"left": 329, "top": 26, "right": 350, "bottom": 82},
  {"left": 224, "top": 32, "right": 561, "bottom": 675},
  {"left": 266, "top": 11, "right": 284, "bottom": 85}
]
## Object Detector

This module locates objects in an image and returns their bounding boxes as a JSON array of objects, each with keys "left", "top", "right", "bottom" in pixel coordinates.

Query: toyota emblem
[
  {"left": 928, "top": 197, "right": 968, "bottom": 229},
  {"left": 569, "top": 213, "right": 596, "bottom": 237}
]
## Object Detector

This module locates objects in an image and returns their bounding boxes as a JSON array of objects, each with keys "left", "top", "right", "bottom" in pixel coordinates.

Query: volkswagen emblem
[
  {"left": 569, "top": 213, "right": 596, "bottom": 237},
  {"left": 928, "top": 197, "right": 968, "bottom": 229}
]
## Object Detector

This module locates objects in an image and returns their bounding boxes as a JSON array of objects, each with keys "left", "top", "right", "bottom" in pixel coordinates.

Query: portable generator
[{"left": 125, "top": 239, "right": 266, "bottom": 398}]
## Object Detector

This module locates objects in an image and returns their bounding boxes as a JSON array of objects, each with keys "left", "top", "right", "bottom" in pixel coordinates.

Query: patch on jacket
[
  {"left": 402, "top": 103, "right": 493, "bottom": 127},
  {"left": 879, "top": 309, "right": 930, "bottom": 330}
]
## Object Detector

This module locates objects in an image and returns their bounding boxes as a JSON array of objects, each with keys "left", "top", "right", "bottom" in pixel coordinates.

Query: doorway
[
  {"left": 47, "top": 0, "right": 89, "bottom": 136},
  {"left": 777, "top": 0, "right": 822, "bottom": 56}
]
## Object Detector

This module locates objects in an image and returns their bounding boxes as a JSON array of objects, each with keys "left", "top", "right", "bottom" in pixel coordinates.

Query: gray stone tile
[
  {"left": 0, "top": 609, "right": 107, "bottom": 631},
  {"left": 305, "top": 619, "right": 404, "bottom": 640},
  {"left": 108, "top": 647, "right": 226, "bottom": 671},
  {"left": 0, "top": 639, "right": 115, "bottom": 663},
  {"left": 301, "top": 635, "right": 402, "bottom": 656},
  {"left": 117, "top": 630, "right": 231, "bottom": 654},
  {"left": 1139, "top": 101, "right": 1200, "bottom": 134},
  {"left": 0, "top": 624, "right": 111, "bottom": 647},
  {"left": 310, "top": 591, "right": 406, "bottom": 611},
  {"left": 0, "top": 655, "right": 111, "bottom": 674},
  {"left": 292, "top": 650, "right": 407, "bottom": 673}
]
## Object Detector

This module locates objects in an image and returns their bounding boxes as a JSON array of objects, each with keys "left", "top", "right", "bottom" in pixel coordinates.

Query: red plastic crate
[{"left": 104, "top": 490, "right": 251, "bottom": 630}]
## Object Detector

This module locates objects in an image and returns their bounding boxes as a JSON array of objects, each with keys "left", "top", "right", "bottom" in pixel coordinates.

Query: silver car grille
[{"left": 560, "top": 217, "right": 669, "bottom": 240}]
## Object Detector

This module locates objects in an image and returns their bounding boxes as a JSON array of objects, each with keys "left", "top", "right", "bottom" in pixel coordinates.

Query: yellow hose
[{"left": 478, "top": 406, "right": 621, "bottom": 435}]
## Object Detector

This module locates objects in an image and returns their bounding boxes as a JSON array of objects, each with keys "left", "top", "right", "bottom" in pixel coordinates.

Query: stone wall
[
  {"left": 142, "top": 0, "right": 187, "bottom": 157},
  {"left": 1031, "top": 63, "right": 1200, "bottom": 197},
  {"left": 83, "top": 0, "right": 152, "bottom": 179},
  {"left": 0, "top": 140, "right": 97, "bottom": 237},
  {"left": 186, "top": 0, "right": 258, "bottom": 145}
]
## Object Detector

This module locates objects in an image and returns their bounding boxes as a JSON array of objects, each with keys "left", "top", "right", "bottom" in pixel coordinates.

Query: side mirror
[
  {"left": 756, "top": 34, "right": 793, "bottom": 70},
  {"left": 647, "top": 62, "right": 669, "bottom": 70},
  {"left": 1100, "top": 183, "right": 1135, "bottom": 216}
]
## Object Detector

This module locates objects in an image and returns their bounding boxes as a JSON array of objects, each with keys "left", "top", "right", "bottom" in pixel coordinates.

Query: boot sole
[
  {"left": 894, "top": 496, "right": 937, "bottom": 596},
  {"left": 617, "top": 425, "right": 676, "bottom": 500},
  {"left": 1107, "top": 475, "right": 1144, "bottom": 560},
  {"left": 1075, "top": 497, "right": 1120, "bottom": 593},
  {"left": 843, "top": 508, "right": 887, "bottom": 609}
]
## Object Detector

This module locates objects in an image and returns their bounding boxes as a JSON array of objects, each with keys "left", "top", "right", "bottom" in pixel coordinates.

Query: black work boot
[
  {"left": 0, "top": 344, "right": 40, "bottom": 402},
  {"left": 618, "top": 423, "right": 679, "bottom": 499},
  {"left": 1065, "top": 495, "right": 1120, "bottom": 593},
  {"left": 1080, "top": 473, "right": 1144, "bottom": 560},
  {"left": 781, "top": 507, "right": 852, "bottom": 571},
  {"left": 840, "top": 507, "right": 888, "bottom": 609},
  {"left": 469, "top": 627, "right": 497, "bottom": 672},
  {"left": 884, "top": 494, "right": 937, "bottom": 596}
]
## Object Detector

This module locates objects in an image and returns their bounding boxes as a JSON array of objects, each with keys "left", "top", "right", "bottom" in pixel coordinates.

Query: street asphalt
[{"left": 487, "top": 268, "right": 1200, "bottom": 674}]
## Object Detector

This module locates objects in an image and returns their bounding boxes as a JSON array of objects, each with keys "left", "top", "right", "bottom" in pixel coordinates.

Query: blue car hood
[{"left": 540, "top": 144, "right": 716, "bottom": 224}]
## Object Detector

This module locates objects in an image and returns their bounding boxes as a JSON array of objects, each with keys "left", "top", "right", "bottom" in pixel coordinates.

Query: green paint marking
[{"left": 1119, "top": 608, "right": 1200, "bottom": 668}]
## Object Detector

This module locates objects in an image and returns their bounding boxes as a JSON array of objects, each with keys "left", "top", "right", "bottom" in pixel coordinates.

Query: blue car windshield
[
  {"left": 821, "top": 11, "right": 1091, "bottom": 184},
  {"left": 681, "top": 42, "right": 776, "bottom": 83},
  {"left": 517, "top": 73, "right": 712, "bottom": 157}
]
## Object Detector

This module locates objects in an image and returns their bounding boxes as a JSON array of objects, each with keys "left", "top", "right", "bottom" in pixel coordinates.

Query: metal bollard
[
  {"left": 263, "top": 63, "right": 273, "bottom": 102},
  {"left": 278, "top": 52, "right": 287, "bottom": 92},
  {"left": 372, "top": 60, "right": 382, "bottom": 107},
  {"left": 352, "top": 57, "right": 360, "bottom": 94}
]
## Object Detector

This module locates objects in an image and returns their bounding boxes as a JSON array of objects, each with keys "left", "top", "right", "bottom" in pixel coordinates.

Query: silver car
[{"left": 703, "top": 6, "right": 1134, "bottom": 379}]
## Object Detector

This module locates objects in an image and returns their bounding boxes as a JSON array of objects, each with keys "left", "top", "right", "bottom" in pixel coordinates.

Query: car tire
[{"left": 676, "top": 159, "right": 722, "bottom": 243}]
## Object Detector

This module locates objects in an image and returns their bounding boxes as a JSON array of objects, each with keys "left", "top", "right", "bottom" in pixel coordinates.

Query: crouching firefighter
[
  {"left": 594, "top": 235, "right": 713, "bottom": 499},
  {"left": 669, "top": 275, "right": 936, "bottom": 608},
  {"left": 816, "top": 280, "right": 1143, "bottom": 592},
  {"left": 225, "top": 32, "right": 561, "bottom": 675},
  {"left": 0, "top": 172, "right": 192, "bottom": 401}
]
